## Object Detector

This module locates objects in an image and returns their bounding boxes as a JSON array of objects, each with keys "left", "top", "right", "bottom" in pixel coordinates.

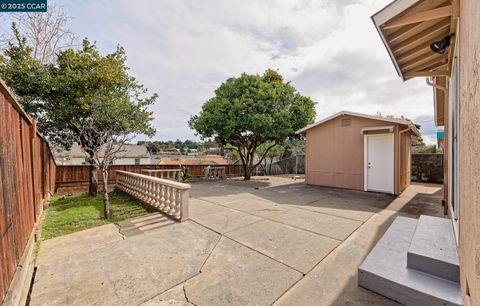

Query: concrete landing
[
  {"left": 407, "top": 215, "right": 460, "bottom": 282},
  {"left": 358, "top": 216, "right": 463, "bottom": 306}
]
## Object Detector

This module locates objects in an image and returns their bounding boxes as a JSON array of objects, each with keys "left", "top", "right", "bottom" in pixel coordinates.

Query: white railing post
[
  {"left": 141, "top": 169, "right": 182, "bottom": 182},
  {"left": 115, "top": 170, "right": 190, "bottom": 221}
]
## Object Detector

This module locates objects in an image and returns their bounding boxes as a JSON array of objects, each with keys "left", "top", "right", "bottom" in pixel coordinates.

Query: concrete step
[
  {"left": 407, "top": 215, "right": 460, "bottom": 282},
  {"left": 358, "top": 216, "right": 463, "bottom": 306},
  {"left": 118, "top": 213, "right": 176, "bottom": 237}
]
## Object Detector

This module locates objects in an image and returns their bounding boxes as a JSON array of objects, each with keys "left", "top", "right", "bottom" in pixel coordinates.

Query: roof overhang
[
  {"left": 360, "top": 125, "right": 395, "bottom": 134},
  {"left": 296, "top": 110, "right": 421, "bottom": 138},
  {"left": 372, "top": 0, "right": 459, "bottom": 81}
]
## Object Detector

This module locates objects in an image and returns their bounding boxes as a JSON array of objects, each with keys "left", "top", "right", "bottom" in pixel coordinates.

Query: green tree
[
  {"left": 189, "top": 69, "right": 316, "bottom": 180},
  {"left": 412, "top": 144, "right": 437, "bottom": 153},
  {"left": 1, "top": 31, "right": 156, "bottom": 202}
]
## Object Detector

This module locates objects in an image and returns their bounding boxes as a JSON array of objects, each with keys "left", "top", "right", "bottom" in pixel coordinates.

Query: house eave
[{"left": 372, "top": 0, "right": 458, "bottom": 81}]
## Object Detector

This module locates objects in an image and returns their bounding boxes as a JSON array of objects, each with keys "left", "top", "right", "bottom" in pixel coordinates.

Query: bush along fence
[
  {"left": 0, "top": 80, "right": 57, "bottom": 305},
  {"left": 55, "top": 164, "right": 244, "bottom": 195},
  {"left": 411, "top": 153, "right": 444, "bottom": 183}
]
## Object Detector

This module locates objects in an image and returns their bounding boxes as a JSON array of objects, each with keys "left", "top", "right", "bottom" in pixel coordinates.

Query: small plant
[{"left": 180, "top": 165, "right": 190, "bottom": 182}]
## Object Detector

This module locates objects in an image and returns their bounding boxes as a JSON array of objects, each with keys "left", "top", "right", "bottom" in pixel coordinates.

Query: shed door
[{"left": 365, "top": 134, "right": 394, "bottom": 194}]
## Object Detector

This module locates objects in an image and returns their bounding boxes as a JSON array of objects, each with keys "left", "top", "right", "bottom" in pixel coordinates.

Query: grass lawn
[{"left": 41, "top": 190, "right": 153, "bottom": 240}]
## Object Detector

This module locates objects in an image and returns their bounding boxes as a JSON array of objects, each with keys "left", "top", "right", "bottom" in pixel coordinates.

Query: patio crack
[
  {"left": 182, "top": 283, "right": 197, "bottom": 306},
  {"left": 114, "top": 224, "right": 126, "bottom": 240}
]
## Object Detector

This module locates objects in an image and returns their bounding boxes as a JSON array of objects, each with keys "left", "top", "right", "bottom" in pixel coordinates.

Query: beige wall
[
  {"left": 398, "top": 129, "right": 412, "bottom": 192},
  {"left": 459, "top": 0, "right": 480, "bottom": 304},
  {"left": 304, "top": 115, "right": 411, "bottom": 195}
]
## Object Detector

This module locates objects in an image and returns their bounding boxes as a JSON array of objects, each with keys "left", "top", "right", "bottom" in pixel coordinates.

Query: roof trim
[
  {"left": 371, "top": 0, "right": 422, "bottom": 81},
  {"left": 360, "top": 125, "right": 395, "bottom": 134},
  {"left": 296, "top": 110, "right": 421, "bottom": 137}
]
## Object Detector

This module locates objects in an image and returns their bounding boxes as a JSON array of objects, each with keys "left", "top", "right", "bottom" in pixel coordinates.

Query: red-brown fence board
[
  {"left": 55, "top": 164, "right": 244, "bottom": 194},
  {"left": 0, "top": 80, "right": 56, "bottom": 304}
]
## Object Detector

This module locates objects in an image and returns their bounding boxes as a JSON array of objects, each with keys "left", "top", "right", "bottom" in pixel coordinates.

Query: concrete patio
[{"left": 30, "top": 177, "right": 445, "bottom": 306}]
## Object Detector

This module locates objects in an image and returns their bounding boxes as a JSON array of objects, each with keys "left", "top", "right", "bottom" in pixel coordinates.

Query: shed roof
[{"left": 296, "top": 110, "right": 421, "bottom": 137}]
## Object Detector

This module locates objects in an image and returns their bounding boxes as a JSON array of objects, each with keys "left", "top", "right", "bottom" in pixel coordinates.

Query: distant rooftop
[
  {"left": 54, "top": 143, "right": 151, "bottom": 159},
  {"left": 158, "top": 155, "right": 230, "bottom": 166}
]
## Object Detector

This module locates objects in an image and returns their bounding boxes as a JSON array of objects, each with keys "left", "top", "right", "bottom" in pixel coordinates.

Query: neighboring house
[
  {"left": 158, "top": 155, "right": 229, "bottom": 166},
  {"left": 297, "top": 111, "right": 420, "bottom": 195},
  {"left": 187, "top": 149, "right": 199, "bottom": 156},
  {"left": 54, "top": 143, "right": 152, "bottom": 165},
  {"left": 358, "top": 1, "right": 479, "bottom": 305}
]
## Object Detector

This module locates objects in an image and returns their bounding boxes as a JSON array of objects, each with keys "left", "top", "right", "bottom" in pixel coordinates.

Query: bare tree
[
  {"left": 77, "top": 118, "right": 130, "bottom": 219},
  {"left": 1, "top": 4, "right": 76, "bottom": 64}
]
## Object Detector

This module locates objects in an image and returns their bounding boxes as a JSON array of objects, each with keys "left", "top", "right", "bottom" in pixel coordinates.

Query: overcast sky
[{"left": 15, "top": 0, "right": 442, "bottom": 143}]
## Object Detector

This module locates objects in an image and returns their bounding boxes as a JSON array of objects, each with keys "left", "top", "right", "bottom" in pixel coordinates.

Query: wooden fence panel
[
  {"left": 55, "top": 164, "right": 244, "bottom": 195},
  {"left": 0, "top": 80, "right": 56, "bottom": 304}
]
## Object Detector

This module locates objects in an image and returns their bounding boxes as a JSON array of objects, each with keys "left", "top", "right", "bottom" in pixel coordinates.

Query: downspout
[{"left": 426, "top": 77, "right": 447, "bottom": 93}]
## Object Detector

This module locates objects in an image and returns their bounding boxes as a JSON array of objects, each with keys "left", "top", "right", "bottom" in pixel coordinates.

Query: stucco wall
[
  {"left": 304, "top": 115, "right": 408, "bottom": 194},
  {"left": 459, "top": 0, "right": 480, "bottom": 304}
]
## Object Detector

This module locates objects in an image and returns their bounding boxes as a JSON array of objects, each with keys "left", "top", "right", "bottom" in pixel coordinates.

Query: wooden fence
[
  {"left": 0, "top": 80, "right": 56, "bottom": 304},
  {"left": 55, "top": 164, "right": 244, "bottom": 195}
]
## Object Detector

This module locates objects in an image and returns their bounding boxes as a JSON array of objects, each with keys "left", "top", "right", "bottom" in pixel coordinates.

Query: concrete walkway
[{"left": 31, "top": 178, "right": 445, "bottom": 306}]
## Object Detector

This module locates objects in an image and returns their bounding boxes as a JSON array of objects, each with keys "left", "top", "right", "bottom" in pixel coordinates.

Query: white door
[{"left": 364, "top": 134, "right": 394, "bottom": 194}]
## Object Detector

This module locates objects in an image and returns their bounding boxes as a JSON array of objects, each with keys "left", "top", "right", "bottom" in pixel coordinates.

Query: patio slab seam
[
  {"left": 193, "top": 194, "right": 366, "bottom": 224},
  {"left": 188, "top": 220, "right": 307, "bottom": 275},
  {"left": 198, "top": 234, "right": 222, "bottom": 273},
  {"left": 285, "top": 204, "right": 375, "bottom": 222},
  {"left": 271, "top": 208, "right": 383, "bottom": 305},
  {"left": 138, "top": 272, "right": 200, "bottom": 306},
  {"left": 192, "top": 196, "right": 353, "bottom": 242}
]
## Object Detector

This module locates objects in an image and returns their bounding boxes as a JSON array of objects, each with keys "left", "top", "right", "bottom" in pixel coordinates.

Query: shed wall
[{"left": 305, "top": 115, "right": 403, "bottom": 192}]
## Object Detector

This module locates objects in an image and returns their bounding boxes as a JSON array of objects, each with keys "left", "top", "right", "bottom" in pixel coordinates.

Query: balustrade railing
[
  {"left": 116, "top": 170, "right": 190, "bottom": 221},
  {"left": 142, "top": 169, "right": 181, "bottom": 181}
]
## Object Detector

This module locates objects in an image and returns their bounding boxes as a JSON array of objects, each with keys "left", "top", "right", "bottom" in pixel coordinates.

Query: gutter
[{"left": 426, "top": 77, "right": 448, "bottom": 93}]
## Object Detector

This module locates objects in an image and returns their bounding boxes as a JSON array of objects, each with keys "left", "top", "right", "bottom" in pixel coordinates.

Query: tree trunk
[
  {"left": 88, "top": 164, "right": 99, "bottom": 197},
  {"left": 242, "top": 161, "right": 251, "bottom": 180},
  {"left": 102, "top": 169, "right": 110, "bottom": 219}
]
